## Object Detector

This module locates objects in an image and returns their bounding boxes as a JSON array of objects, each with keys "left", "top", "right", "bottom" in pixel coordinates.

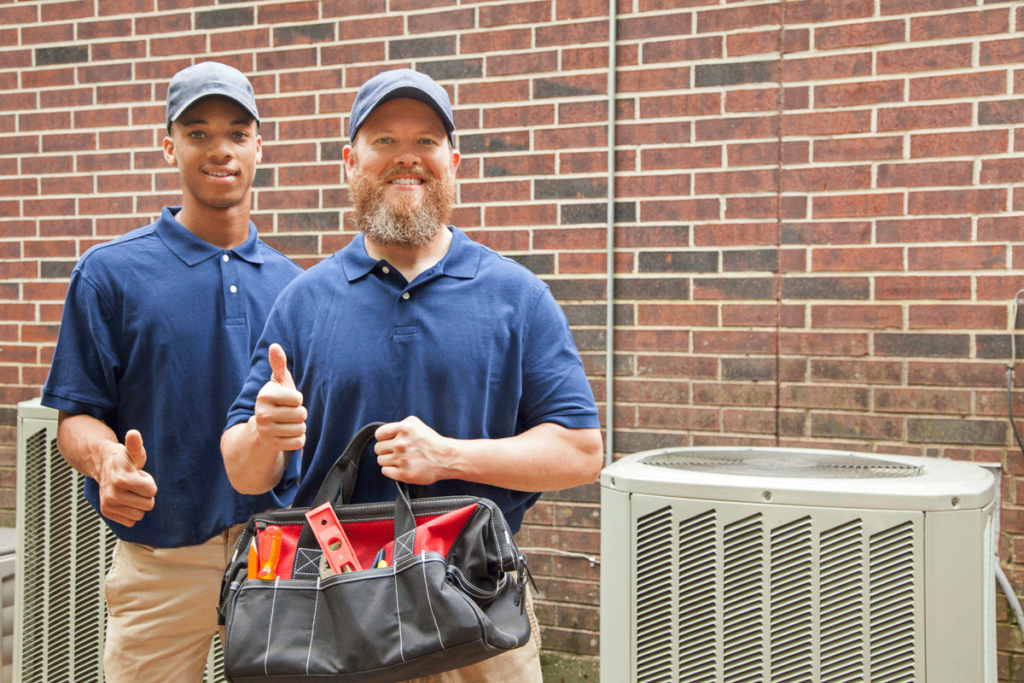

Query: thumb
[
  {"left": 268, "top": 343, "right": 291, "bottom": 387},
  {"left": 124, "top": 429, "right": 146, "bottom": 469}
]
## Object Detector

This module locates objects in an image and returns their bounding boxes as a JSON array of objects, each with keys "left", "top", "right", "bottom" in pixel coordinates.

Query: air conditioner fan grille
[{"left": 640, "top": 451, "right": 922, "bottom": 479}]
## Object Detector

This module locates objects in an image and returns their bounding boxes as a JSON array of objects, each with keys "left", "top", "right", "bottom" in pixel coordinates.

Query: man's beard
[{"left": 349, "top": 164, "right": 456, "bottom": 248}]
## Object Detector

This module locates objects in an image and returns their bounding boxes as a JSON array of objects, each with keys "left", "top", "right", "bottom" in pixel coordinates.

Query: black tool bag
[{"left": 218, "top": 423, "right": 532, "bottom": 682}]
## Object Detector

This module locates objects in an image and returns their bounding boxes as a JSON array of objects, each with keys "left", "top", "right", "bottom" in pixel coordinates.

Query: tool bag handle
[
  {"left": 296, "top": 421, "right": 419, "bottom": 556},
  {"left": 310, "top": 421, "right": 385, "bottom": 508}
]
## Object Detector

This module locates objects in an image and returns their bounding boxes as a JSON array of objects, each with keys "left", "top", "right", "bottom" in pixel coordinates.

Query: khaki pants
[
  {"left": 102, "top": 525, "right": 245, "bottom": 683},
  {"left": 406, "top": 584, "right": 544, "bottom": 683}
]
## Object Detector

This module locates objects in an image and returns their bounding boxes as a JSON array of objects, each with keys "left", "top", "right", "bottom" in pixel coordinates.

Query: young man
[
  {"left": 41, "top": 62, "right": 303, "bottom": 682},
  {"left": 221, "top": 68, "right": 604, "bottom": 682}
]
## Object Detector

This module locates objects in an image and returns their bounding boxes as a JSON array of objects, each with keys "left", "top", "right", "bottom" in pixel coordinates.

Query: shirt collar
[
  {"left": 340, "top": 227, "right": 480, "bottom": 282},
  {"left": 155, "top": 207, "right": 265, "bottom": 266}
]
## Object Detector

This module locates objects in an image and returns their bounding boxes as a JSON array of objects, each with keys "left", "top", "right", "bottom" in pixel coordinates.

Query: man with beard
[{"left": 221, "top": 68, "right": 603, "bottom": 682}]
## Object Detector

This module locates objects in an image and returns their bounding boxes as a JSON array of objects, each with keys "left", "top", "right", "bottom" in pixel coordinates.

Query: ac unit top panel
[{"left": 601, "top": 447, "right": 995, "bottom": 511}]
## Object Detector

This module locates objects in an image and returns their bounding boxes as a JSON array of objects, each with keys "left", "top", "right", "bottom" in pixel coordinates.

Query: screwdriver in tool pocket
[{"left": 257, "top": 525, "right": 283, "bottom": 580}]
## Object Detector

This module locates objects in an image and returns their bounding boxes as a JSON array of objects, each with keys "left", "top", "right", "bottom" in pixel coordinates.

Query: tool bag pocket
[{"left": 219, "top": 423, "right": 531, "bottom": 683}]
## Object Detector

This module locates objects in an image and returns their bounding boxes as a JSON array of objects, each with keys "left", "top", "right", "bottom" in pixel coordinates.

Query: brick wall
[{"left": 3, "top": 0, "right": 1024, "bottom": 674}]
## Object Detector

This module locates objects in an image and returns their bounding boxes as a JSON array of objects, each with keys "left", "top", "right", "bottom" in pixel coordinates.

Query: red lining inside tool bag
[{"left": 265, "top": 503, "right": 480, "bottom": 579}]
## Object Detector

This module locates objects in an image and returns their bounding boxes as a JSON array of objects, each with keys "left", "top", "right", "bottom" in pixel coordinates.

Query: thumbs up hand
[
  {"left": 98, "top": 428, "right": 157, "bottom": 528},
  {"left": 253, "top": 343, "right": 307, "bottom": 453}
]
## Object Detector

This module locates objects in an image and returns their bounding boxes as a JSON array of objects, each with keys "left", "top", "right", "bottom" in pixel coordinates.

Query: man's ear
[
  {"left": 162, "top": 135, "right": 176, "bottom": 167},
  {"left": 255, "top": 134, "right": 263, "bottom": 164},
  {"left": 342, "top": 144, "right": 354, "bottom": 178}
]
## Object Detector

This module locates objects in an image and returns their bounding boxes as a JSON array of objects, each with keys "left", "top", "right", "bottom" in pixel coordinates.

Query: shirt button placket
[{"left": 222, "top": 251, "right": 243, "bottom": 319}]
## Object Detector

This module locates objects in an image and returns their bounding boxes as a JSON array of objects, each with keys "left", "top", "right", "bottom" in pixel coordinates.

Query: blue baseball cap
[
  {"left": 166, "top": 62, "right": 260, "bottom": 132},
  {"left": 348, "top": 69, "right": 454, "bottom": 145}
]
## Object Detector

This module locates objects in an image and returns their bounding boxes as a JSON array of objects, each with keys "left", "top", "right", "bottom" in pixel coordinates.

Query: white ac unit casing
[
  {"left": 600, "top": 447, "right": 997, "bottom": 683},
  {"left": 15, "top": 398, "right": 226, "bottom": 682}
]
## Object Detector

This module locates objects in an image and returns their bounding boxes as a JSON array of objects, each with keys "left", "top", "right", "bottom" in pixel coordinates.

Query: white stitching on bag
[
  {"left": 421, "top": 550, "right": 445, "bottom": 649},
  {"left": 305, "top": 577, "right": 320, "bottom": 674},
  {"left": 265, "top": 577, "right": 279, "bottom": 675}
]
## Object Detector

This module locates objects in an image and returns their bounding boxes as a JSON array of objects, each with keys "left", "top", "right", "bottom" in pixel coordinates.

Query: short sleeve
[
  {"left": 517, "top": 284, "right": 600, "bottom": 431},
  {"left": 41, "top": 269, "right": 121, "bottom": 421}
]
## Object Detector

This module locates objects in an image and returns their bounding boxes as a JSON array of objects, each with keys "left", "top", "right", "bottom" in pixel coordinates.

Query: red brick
[
  {"left": 981, "top": 37, "right": 1024, "bottom": 67},
  {"left": 783, "top": 53, "right": 872, "bottom": 83},
  {"left": 461, "top": 179, "right": 530, "bottom": 203},
  {"left": 877, "top": 161, "right": 973, "bottom": 188},
  {"left": 697, "top": 3, "right": 779, "bottom": 33},
  {"left": 981, "top": 159, "right": 1024, "bottom": 185},
  {"left": 638, "top": 304, "right": 718, "bottom": 327},
  {"left": 648, "top": 35, "right": 722, "bottom": 64},
  {"left": 814, "top": 80, "right": 903, "bottom": 108},
  {"left": 535, "top": 125, "right": 606, "bottom": 150},
  {"left": 278, "top": 165, "right": 342, "bottom": 187},
  {"left": 726, "top": 87, "right": 809, "bottom": 114},
  {"left": 729, "top": 141, "right": 808, "bottom": 166},
  {"left": 782, "top": 221, "right": 871, "bottom": 246},
  {"left": 722, "top": 304, "right": 775, "bottom": 327},
  {"left": 618, "top": 66, "right": 689, "bottom": 94},
  {"left": 908, "top": 245, "right": 1006, "bottom": 271},
  {"left": 810, "top": 359, "right": 902, "bottom": 384},
  {"left": 878, "top": 103, "right": 973, "bottom": 132},
  {"left": 460, "top": 27, "right": 532, "bottom": 54},
  {"left": 908, "top": 188, "right": 1005, "bottom": 216},
  {"left": 780, "top": 331, "right": 870, "bottom": 356},
  {"left": 459, "top": 79, "right": 530, "bottom": 104},
  {"left": 693, "top": 223, "right": 775, "bottom": 247},
  {"left": 783, "top": 166, "right": 871, "bottom": 192},
  {"left": 726, "top": 28, "right": 809, "bottom": 57},
  {"left": 696, "top": 115, "right": 778, "bottom": 142},
  {"left": 911, "top": 70, "right": 1006, "bottom": 102},
  {"left": 812, "top": 193, "right": 903, "bottom": 219},
  {"left": 909, "top": 304, "right": 1005, "bottom": 330},
  {"left": 642, "top": 92, "right": 721, "bottom": 120},
  {"left": 488, "top": 51, "right": 558, "bottom": 77},
  {"left": 483, "top": 204, "right": 557, "bottom": 227},
  {"left": 639, "top": 198, "right": 718, "bottom": 223},
  {"left": 877, "top": 43, "right": 972, "bottom": 74},
  {"left": 479, "top": 1, "right": 551, "bottom": 28},
  {"left": 812, "top": 247, "right": 902, "bottom": 272},
  {"left": 695, "top": 168, "right": 775, "bottom": 195},
  {"left": 876, "top": 276, "right": 970, "bottom": 300},
  {"left": 815, "top": 19, "right": 905, "bottom": 50},
  {"left": 726, "top": 196, "right": 806, "bottom": 220},
  {"left": 979, "top": 217, "right": 1024, "bottom": 242},
  {"left": 912, "top": 9, "right": 1008, "bottom": 41},
  {"left": 910, "top": 131, "right": 1008, "bottom": 158}
]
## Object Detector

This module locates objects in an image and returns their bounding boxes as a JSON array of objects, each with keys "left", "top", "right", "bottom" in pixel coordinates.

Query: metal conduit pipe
[{"left": 604, "top": 0, "right": 618, "bottom": 468}]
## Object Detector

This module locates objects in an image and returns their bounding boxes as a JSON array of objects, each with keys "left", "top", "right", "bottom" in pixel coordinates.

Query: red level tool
[{"left": 305, "top": 503, "right": 363, "bottom": 574}]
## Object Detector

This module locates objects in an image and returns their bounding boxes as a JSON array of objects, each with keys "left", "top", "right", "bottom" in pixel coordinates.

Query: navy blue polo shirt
[
  {"left": 226, "top": 227, "right": 599, "bottom": 533},
  {"left": 42, "top": 207, "right": 303, "bottom": 548}
]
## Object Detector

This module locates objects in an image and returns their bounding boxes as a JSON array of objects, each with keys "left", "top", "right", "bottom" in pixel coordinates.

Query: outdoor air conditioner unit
[
  {"left": 600, "top": 447, "right": 997, "bottom": 683},
  {"left": 15, "top": 398, "right": 226, "bottom": 682}
]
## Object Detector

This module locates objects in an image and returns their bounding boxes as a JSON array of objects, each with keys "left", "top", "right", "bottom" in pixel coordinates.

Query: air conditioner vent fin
[
  {"left": 640, "top": 451, "right": 922, "bottom": 479},
  {"left": 770, "top": 517, "right": 812, "bottom": 682},
  {"left": 820, "top": 519, "right": 864, "bottom": 681},
  {"left": 869, "top": 522, "right": 915, "bottom": 683},
  {"left": 678, "top": 510, "right": 716, "bottom": 681},
  {"left": 722, "top": 514, "right": 764, "bottom": 681},
  {"left": 635, "top": 507, "right": 674, "bottom": 683}
]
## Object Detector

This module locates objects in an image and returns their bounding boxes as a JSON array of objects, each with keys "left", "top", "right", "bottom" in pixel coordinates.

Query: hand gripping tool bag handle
[{"left": 219, "top": 423, "right": 532, "bottom": 682}]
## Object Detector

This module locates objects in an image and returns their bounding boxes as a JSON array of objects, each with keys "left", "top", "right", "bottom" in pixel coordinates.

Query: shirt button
[
  {"left": 382, "top": 266, "right": 390, "bottom": 274},
  {"left": 222, "top": 254, "right": 230, "bottom": 262},
  {"left": 230, "top": 285, "right": 238, "bottom": 293},
  {"left": 402, "top": 292, "right": 410, "bottom": 300}
]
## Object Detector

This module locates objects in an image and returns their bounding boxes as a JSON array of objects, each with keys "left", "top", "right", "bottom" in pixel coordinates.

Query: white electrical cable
[
  {"left": 998, "top": 563, "right": 1024, "bottom": 630},
  {"left": 1001, "top": 292, "right": 1024, "bottom": 635}
]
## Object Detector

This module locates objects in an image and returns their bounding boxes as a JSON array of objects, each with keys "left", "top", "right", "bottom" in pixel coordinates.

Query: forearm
[
  {"left": 221, "top": 418, "right": 291, "bottom": 495},
  {"left": 441, "top": 424, "right": 604, "bottom": 492},
  {"left": 56, "top": 412, "right": 125, "bottom": 481}
]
